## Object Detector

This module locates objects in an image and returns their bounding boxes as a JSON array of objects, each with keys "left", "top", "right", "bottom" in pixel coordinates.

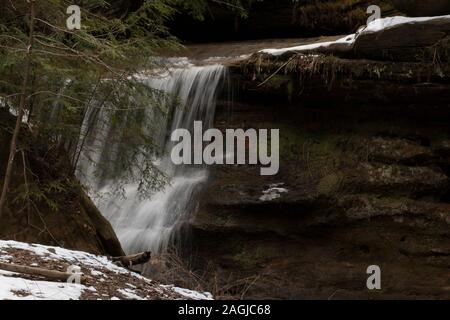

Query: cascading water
[{"left": 77, "top": 59, "right": 226, "bottom": 254}]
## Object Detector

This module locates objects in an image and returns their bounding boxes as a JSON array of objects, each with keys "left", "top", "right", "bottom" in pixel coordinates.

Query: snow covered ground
[
  {"left": 0, "top": 240, "right": 213, "bottom": 300},
  {"left": 260, "top": 15, "right": 450, "bottom": 56}
]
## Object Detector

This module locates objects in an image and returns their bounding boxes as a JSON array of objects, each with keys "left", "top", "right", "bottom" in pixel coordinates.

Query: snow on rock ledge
[
  {"left": 0, "top": 240, "right": 212, "bottom": 300},
  {"left": 259, "top": 183, "right": 289, "bottom": 202},
  {"left": 260, "top": 34, "right": 356, "bottom": 56},
  {"left": 362, "top": 14, "right": 450, "bottom": 33},
  {"left": 259, "top": 15, "right": 450, "bottom": 56}
]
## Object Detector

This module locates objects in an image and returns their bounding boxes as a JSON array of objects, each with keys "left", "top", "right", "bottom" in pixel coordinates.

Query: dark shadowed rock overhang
[{"left": 186, "top": 17, "right": 450, "bottom": 299}]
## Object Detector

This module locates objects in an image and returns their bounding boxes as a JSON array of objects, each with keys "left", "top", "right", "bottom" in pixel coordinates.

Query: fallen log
[
  {"left": 0, "top": 262, "right": 86, "bottom": 284},
  {"left": 111, "top": 251, "right": 151, "bottom": 268}
]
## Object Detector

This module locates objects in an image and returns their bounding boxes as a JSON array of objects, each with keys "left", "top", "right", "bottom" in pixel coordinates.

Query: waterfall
[{"left": 77, "top": 59, "right": 226, "bottom": 254}]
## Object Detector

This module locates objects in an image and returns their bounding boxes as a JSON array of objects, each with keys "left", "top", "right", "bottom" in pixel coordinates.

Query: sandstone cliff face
[
  {"left": 187, "top": 19, "right": 450, "bottom": 299},
  {"left": 0, "top": 108, "right": 124, "bottom": 257}
]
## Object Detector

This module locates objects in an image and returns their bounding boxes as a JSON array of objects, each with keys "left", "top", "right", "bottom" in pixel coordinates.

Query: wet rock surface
[
  {"left": 187, "top": 19, "right": 450, "bottom": 298},
  {"left": 226, "top": 17, "right": 450, "bottom": 107},
  {"left": 188, "top": 101, "right": 450, "bottom": 299}
]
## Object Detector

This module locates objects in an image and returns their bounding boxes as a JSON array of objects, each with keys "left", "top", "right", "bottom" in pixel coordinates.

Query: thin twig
[{"left": 257, "top": 55, "right": 297, "bottom": 87}]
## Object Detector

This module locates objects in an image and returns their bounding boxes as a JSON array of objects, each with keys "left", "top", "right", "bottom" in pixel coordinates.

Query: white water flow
[{"left": 77, "top": 60, "right": 226, "bottom": 254}]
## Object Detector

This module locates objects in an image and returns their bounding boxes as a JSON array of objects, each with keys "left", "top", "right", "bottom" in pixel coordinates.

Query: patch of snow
[
  {"left": 162, "top": 285, "right": 213, "bottom": 300},
  {"left": 0, "top": 240, "right": 127, "bottom": 275},
  {"left": 117, "top": 288, "right": 144, "bottom": 300},
  {"left": 363, "top": 14, "right": 450, "bottom": 33},
  {"left": 0, "top": 240, "right": 214, "bottom": 300},
  {"left": 270, "top": 182, "right": 286, "bottom": 188},
  {"left": 260, "top": 34, "right": 356, "bottom": 56},
  {"left": 259, "top": 183, "right": 289, "bottom": 201},
  {"left": 86, "top": 286, "right": 97, "bottom": 292},
  {"left": 260, "top": 15, "right": 450, "bottom": 56},
  {"left": 0, "top": 255, "right": 13, "bottom": 261},
  {"left": 0, "top": 270, "right": 85, "bottom": 300},
  {"left": 90, "top": 270, "right": 104, "bottom": 277}
]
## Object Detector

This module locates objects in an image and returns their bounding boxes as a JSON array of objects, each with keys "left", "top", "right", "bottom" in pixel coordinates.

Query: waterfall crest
[{"left": 77, "top": 59, "right": 226, "bottom": 254}]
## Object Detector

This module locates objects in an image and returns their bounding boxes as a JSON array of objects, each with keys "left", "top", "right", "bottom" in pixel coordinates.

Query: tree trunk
[
  {"left": 111, "top": 251, "right": 151, "bottom": 268},
  {"left": 0, "top": 1, "right": 35, "bottom": 217},
  {"left": 0, "top": 262, "right": 87, "bottom": 284}
]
